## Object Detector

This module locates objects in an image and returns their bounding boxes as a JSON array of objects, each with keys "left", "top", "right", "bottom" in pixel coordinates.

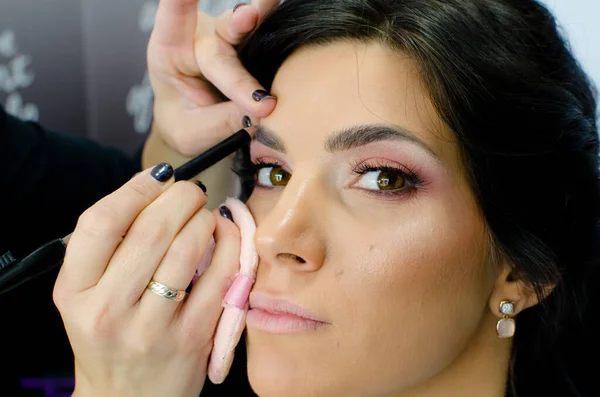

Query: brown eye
[
  {"left": 356, "top": 169, "right": 407, "bottom": 192},
  {"left": 257, "top": 165, "right": 291, "bottom": 187},
  {"left": 270, "top": 166, "right": 291, "bottom": 186},
  {"left": 377, "top": 170, "right": 406, "bottom": 190}
]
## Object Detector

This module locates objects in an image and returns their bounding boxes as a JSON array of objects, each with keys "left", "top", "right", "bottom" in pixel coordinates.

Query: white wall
[{"left": 539, "top": 0, "right": 599, "bottom": 95}]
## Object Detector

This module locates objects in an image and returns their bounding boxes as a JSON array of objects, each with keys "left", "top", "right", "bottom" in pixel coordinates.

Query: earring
[{"left": 496, "top": 300, "right": 516, "bottom": 338}]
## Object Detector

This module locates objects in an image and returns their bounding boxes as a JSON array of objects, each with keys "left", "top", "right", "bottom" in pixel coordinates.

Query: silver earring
[{"left": 496, "top": 300, "right": 516, "bottom": 338}]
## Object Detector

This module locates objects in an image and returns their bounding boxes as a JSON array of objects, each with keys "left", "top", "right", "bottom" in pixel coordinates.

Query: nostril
[{"left": 277, "top": 253, "right": 307, "bottom": 264}]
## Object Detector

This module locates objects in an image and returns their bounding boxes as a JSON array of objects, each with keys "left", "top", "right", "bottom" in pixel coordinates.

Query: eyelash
[
  {"left": 233, "top": 157, "right": 278, "bottom": 189},
  {"left": 351, "top": 159, "right": 423, "bottom": 198},
  {"left": 234, "top": 156, "right": 424, "bottom": 198}
]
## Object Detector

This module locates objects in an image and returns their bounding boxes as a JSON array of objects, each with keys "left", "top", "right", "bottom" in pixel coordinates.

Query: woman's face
[{"left": 244, "top": 41, "right": 498, "bottom": 396}]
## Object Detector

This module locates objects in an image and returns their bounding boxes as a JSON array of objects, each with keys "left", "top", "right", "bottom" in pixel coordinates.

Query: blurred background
[
  {"left": 0, "top": 0, "right": 597, "bottom": 395},
  {"left": 0, "top": 0, "right": 240, "bottom": 157}
]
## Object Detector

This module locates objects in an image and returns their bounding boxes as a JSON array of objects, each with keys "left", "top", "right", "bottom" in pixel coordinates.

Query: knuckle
[
  {"left": 124, "top": 177, "right": 157, "bottom": 202},
  {"left": 204, "top": 47, "right": 236, "bottom": 78},
  {"left": 167, "top": 210, "right": 216, "bottom": 265},
  {"left": 169, "top": 236, "right": 201, "bottom": 266},
  {"left": 213, "top": 41, "right": 237, "bottom": 61},
  {"left": 138, "top": 216, "right": 171, "bottom": 247},
  {"left": 169, "top": 136, "right": 189, "bottom": 156},
  {"left": 197, "top": 208, "right": 217, "bottom": 231},
  {"left": 128, "top": 323, "right": 169, "bottom": 357},
  {"left": 169, "top": 182, "right": 207, "bottom": 212},
  {"left": 77, "top": 205, "right": 121, "bottom": 239},
  {"left": 167, "top": 133, "right": 199, "bottom": 157},
  {"left": 196, "top": 42, "right": 220, "bottom": 78},
  {"left": 176, "top": 181, "right": 206, "bottom": 204},
  {"left": 232, "top": 74, "right": 255, "bottom": 94},
  {"left": 52, "top": 284, "right": 67, "bottom": 310},
  {"left": 82, "top": 303, "right": 116, "bottom": 341}
]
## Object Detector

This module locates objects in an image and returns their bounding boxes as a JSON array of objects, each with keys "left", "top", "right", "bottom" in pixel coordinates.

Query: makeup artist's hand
[
  {"left": 53, "top": 164, "right": 240, "bottom": 397},
  {"left": 147, "top": 0, "right": 280, "bottom": 157}
]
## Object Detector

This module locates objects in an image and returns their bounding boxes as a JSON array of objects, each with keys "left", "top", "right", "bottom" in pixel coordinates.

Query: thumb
[{"left": 155, "top": 101, "right": 254, "bottom": 157}]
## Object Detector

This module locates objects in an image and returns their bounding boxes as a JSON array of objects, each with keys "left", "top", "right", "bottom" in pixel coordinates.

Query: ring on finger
[{"left": 147, "top": 279, "right": 187, "bottom": 302}]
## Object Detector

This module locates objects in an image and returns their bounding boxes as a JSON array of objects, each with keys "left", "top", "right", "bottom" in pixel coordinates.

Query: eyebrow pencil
[{"left": 0, "top": 128, "right": 251, "bottom": 295}]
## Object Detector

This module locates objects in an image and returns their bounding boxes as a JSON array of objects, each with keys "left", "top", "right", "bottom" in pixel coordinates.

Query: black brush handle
[
  {"left": 0, "top": 238, "right": 66, "bottom": 295},
  {"left": 174, "top": 129, "right": 251, "bottom": 181}
]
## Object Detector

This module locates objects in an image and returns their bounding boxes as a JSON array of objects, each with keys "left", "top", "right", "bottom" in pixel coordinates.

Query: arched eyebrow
[{"left": 254, "top": 124, "right": 440, "bottom": 161}]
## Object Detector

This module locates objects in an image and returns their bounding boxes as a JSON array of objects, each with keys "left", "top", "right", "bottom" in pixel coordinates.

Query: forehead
[{"left": 263, "top": 40, "right": 458, "bottom": 163}]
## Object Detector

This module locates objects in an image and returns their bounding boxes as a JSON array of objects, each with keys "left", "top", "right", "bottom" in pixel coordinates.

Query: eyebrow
[{"left": 254, "top": 124, "right": 439, "bottom": 160}]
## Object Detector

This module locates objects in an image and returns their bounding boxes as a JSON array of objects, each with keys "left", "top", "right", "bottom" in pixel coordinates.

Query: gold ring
[{"left": 146, "top": 279, "right": 187, "bottom": 302}]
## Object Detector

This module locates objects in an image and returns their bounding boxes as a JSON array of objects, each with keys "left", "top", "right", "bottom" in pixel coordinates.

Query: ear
[{"left": 488, "top": 260, "right": 555, "bottom": 317}]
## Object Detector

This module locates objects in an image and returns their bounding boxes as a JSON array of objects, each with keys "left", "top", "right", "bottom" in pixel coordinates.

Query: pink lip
[{"left": 246, "top": 292, "right": 329, "bottom": 334}]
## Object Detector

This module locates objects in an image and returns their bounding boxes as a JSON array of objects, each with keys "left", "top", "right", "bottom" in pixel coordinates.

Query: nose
[{"left": 254, "top": 171, "right": 326, "bottom": 272}]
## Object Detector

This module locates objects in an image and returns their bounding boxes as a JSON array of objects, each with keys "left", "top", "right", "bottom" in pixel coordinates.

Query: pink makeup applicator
[{"left": 193, "top": 196, "right": 258, "bottom": 384}]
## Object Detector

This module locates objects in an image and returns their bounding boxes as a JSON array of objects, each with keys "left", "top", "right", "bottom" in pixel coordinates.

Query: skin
[{"left": 243, "top": 41, "right": 539, "bottom": 397}]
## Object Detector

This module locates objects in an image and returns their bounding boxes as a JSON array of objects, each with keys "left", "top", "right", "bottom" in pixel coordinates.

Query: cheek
[
  {"left": 246, "top": 191, "right": 277, "bottom": 224},
  {"left": 331, "top": 201, "right": 492, "bottom": 388}
]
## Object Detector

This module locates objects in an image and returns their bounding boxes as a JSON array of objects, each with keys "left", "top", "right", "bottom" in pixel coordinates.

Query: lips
[{"left": 246, "top": 292, "right": 329, "bottom": 334}]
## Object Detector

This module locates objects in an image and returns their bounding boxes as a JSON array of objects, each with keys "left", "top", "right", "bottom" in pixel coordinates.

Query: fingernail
[
  {"left": 242, "top": 115, "right": 252, "bottom": 128},
  {"left": 233, "top": 3, "right": 247, "bottom": 13},
  {"left": 252, "top": 89, "right": 276, "bottom": 102},
  {"left": 150, "top": 163, "right": 174, "bottom": 183},
  {"left": 193, "top": 180, "right": 207, "bottom": 194},
  {"left": 219, "top": 206, "right": 234, "bottom": 222}
]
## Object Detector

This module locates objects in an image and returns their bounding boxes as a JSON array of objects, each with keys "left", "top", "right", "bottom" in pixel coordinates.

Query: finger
[
  {"left": 193, "top": 236, "right": 215, "bottom": 283},
  {"left": 252, "top": 0, "right": 281, "bottom": 21},
  {"left": 57, "top": 164, "right": 176, "bottom": 294},
  {"left": 155, "top": 101, "right": 256, "bottom": 157},
  {"left": 152, "top": 0, "right": 199, "bottom": 49},
  {"left": 139, "top": 207, "right": 216, "bottom": 322},
  {"left": 96, "top": 181, "right": 208, "bottom": 308},
  {"left": 177, "top": 209, "right": 241, "bottom": 333},
  {"left": 196, "top": 36, "right": 276, "bottom": 120},
  {"left": 215, "top": 5, "right": 258, "bottom": 45}
]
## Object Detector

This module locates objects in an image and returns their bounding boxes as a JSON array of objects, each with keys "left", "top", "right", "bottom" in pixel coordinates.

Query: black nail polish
[
  {"left": 219, "top": 206, "right": 234, "bottom": 222},
  {"left": 252, "top": 89, "right": 275, "bottom": 102},
  {"left": 150, "top": 163, "right": 174, "bottom": 183},
  {"left": 193, "top": 180, "right": 207, "bottom": 194},
  {"left": 233, "top": 3, "right": 247, "bottom": 13},
  {"left": 242, "top": 115, "right": 252, "bottom": 128}
]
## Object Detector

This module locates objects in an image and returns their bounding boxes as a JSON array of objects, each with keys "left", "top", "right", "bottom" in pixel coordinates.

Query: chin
[
  {"left": 245, "top": 331, "right": 342, "bottom": 397},
  {"left": 245, "top": 335, "right": 297, "bottom": 396}
]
